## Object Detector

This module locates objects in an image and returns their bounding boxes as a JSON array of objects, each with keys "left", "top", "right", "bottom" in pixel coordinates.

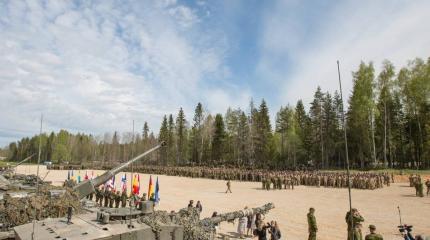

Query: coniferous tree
[
  {"left": 176, "top": 108, "right": 187, "bottom": 165},
  {"left": 212, "top": 114, "right": 225, "bottom": 165},
  {"left": 159, "top": 115, "right": 168, "bottom": 165}
]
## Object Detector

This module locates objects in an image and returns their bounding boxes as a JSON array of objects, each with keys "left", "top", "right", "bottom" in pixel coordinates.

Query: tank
[
  {"left": 13, "top": 202, "right": 275, "bottom": 240},
  {"left": 0, "top": 142, "right": 166, "bottom": 239}
]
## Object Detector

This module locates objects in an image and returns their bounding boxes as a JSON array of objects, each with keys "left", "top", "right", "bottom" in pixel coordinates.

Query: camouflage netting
[
  {"left": 140, "top": 207, "right": 212, "bottom": 240},
  {"left": 140, "top": 203, "right": 275, "bottom": 240},
  {"left": 0, "top": 186, "right": 82, "bottom": 228}
]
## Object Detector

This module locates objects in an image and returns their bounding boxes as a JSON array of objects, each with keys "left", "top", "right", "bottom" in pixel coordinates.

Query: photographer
[
  {"left": 268, "top": 221, "right": 282, "bottom": 240},
  {"left": 399, "top": 224, "right": 414, "bottom": 240}
]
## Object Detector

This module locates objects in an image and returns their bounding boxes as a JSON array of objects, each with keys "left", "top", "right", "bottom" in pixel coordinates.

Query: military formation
[
  {"left": 94, "top": 186, "right": 148, "bottom": 208},
  {"left": 130, "top": 165, "right": 393, "bottom": 190}
]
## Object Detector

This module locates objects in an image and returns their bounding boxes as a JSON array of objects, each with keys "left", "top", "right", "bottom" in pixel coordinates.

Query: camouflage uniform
[
  {"left": 307, "top": 209, "right": 317, "bottom": 240},
  {"left": 346, "top": 209, "right": 364, "bottom": 240},
  {"left": 121, "top": 191, "right": 128, "bottom": 208}
]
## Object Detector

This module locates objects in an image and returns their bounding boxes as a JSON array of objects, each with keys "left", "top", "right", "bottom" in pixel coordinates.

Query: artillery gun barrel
[
  {"left": 201, "top": 203, "right": 275, "bottom": 226},
  {"left": 11, "top": 154, "right": 35, "bottom": 168},
  {"left": 73, "top": 142, "right": 165, "bottom": 199}
]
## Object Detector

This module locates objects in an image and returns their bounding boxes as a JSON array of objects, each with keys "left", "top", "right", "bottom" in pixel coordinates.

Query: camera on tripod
[{"left": 398, "top": 224, "right": 413, "bottom": 233}]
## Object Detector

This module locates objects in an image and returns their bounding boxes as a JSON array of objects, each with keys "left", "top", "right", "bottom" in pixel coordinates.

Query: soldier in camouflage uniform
[
  {"left": 346, "top": 208, "right": 364, "bottom": 240},
  {"left": 103, "top": 187, "right": 109, "bottom": 207},
  {"left": 114, "top": 190, "right": 121, "bottom": 208},
  {"left": 121, "top": 190, "right": 128, "bottom": 207},
  {"left": 307, "top": 207, "right": 317, "bottom": 240},
  {"left": 416, "top": 181, "right": 424, "bottom": 197},
  {"left": 95, "top": 186, "right": 101, "bottom": 204},
  {"left": 364, "top": 225, "right": 383, "bottom": 240},
  {"left": 108, "top": 189, "right": 115, "bottom": 208},
  {"left": 425, "top": 179, "right": 430, "bottom": 196}
]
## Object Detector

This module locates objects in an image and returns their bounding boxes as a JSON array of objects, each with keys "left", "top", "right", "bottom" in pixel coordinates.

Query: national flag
[
  {"left": 121, "top": 174, "right": 127, "bottom": 192},
  {"left": 148, "top": 175, "right": 154, "bottom": 198},
  {"left": 106, "top": 175, "right": 115, "bottom": 190},
  {"left": 91, "top": 171, "right": 95, "bottom": 179},
  {"left": 77, "top": 171, "right": 82, "bottom": 183},
  {"left": 71, "top": 170, "right": 75, "bottom": 181},
  {"left": 84, "top": 171, "right": 89, "bottom": 180},
  {"left": 155, "top": 177, "right": 160, "bottom": 203},
  {"left": 132, "top": 174, "right": 136, "bottom": 194},
  {"left": 67, "top": 170, "right": 70, "bottom": 180}
]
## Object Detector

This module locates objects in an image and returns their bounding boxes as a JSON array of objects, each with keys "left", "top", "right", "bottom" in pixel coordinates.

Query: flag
[
  {"left": 155, "top": 177, "right": 160, "bottom": 203},
  {"left": 71, "top": 170, "right": 75, "bottom": 181},
  {"left": 106, "top": 175, "right": 115, "bottom": 190},
  {"left": 148, "top": 175, "right": 154, "bottom": 198},
  {"left": 121, "top": 174, "right": 127, "bottom": 192},
  {"left": 67, "top": 170, "right": 70, "bottom": 180},
  {"left": 84, "top": 171, "right": 89, "bottom": 180},
  {"left": 132, "top": 174, "right": 139, "bottom": 194},
  {"left": 77, "top": 171, "right": 81, "bottom": 183},
  {"left": 91, "top": 171, "right": 95, "bottom": 179}
]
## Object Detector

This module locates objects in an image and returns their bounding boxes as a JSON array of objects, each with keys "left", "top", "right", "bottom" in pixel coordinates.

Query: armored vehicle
[{"left": 3, "top": 142, "right": 276, "bottom": 239}]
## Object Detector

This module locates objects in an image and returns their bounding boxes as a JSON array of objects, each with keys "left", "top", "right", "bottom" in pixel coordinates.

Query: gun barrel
[
  {"left": 201, "top": 203, "right": 275, "bottom": 226},
  {"left": 73, "top": 142, "right": 165, "bottom": 198},
  {"left": 12, "top": 154, "right": 35, "bottom": 167}
]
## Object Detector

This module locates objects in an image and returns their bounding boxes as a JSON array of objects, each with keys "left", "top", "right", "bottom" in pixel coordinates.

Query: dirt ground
[{"left": 16, "top": 165, "right": 430, "bottom": 240}]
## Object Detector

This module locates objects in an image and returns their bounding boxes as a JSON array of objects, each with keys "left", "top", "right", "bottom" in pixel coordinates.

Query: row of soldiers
[
  {"left": 94, "top": 186, "right": 157, "bottom": 208},
  {"left": 262, "top": 172, "right": 392, "bottom": 190},
  {"left": 131, "top": 165, "right": 393, "bottom": 190}
]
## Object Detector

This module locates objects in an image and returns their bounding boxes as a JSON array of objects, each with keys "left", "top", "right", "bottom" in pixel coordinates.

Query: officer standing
[
  {"left": 225, "top": 180, "right": 232, "bottom": 193},
  {"left": 346, "top": 208, "right": 364, "bottom": 240},
  {"left": 307, "top": 207, "right": 318, "bottom": 240},
  {"left": 364, "top": 225, "right": 383, "bottom": 240}
]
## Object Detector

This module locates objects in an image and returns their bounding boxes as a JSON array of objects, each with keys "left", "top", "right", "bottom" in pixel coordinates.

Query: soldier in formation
[
  {"left": 121, "top": 190, "right": 128, "bottom": 207},
  {"left": 131, "top": 165, "right": 391, "bottom": 190},
  {"left": 426, "top": 179, "right": 430, "bottom": 196}
]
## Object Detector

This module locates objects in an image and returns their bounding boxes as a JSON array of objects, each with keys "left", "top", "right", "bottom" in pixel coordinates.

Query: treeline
[{"left": 4, "top": 57, "right": 430, "bottom": 169}]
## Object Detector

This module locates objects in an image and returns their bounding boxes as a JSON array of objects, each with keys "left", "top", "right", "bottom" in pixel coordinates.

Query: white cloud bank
[
  {"left": 259, "top": 0, "right": 430, "bottom": 107},
  {"left": 0, "top": 0, "right": 237, "bottom": 145}
]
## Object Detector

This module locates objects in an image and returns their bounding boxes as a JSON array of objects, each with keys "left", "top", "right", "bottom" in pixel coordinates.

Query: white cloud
[
  {"left": 0, "top": 0, "right": 234, "bottom": 146},
  {"left": 205, "top": 88, "right": 252, "bottom": 116},
  {"left": 259, "top": 1, "right": 430, "bottom": 107}
]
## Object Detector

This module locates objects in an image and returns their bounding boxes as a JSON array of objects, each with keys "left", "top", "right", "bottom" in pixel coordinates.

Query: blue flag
[{"left": 155, "top": 177, "right": 160, "bottom": 203}]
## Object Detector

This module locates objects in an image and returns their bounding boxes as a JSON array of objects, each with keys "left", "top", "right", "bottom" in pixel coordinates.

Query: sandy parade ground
[{"left": 15, "top": 165, "right": 430, "bottom": 240}]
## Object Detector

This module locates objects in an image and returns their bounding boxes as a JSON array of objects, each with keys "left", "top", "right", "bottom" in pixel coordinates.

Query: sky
[{"left": 1, "top": 0, "right": 430, "bottom": 146}]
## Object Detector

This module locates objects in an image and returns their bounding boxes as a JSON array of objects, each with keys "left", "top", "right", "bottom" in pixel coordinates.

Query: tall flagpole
[
  {"left": 31, "top": 114, "right": 43, "bottom": 240},
  {"left": 128, "top": 120, "right": 135, "bottom": 228},
  {"left": 337, "top": 61, "right": 354, "bottom": 239}
]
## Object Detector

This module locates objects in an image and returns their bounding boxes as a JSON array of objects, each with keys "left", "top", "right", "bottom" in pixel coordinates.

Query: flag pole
[
  {"left": 31, "top": 114, "right": 43, "bottom": 240},
  {"left": 337, "top": 61, "right": 354, "bottom": 239},
  {"left": 128, "top": 120, "right": 135, "bottom": 228}
]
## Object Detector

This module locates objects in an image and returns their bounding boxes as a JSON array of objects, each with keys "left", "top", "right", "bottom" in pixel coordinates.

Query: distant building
[{"left": 0, "top": 156, "right": 6, "bottom": 161}]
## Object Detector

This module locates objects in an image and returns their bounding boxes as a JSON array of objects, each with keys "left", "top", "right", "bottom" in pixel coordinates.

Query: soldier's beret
[{"left": 369, "top": 224, "right": 376, "bottom": 229}]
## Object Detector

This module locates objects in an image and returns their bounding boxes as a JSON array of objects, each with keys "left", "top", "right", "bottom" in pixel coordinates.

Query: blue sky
[{"left": 1, "top": 0, "right": 430, "bottom": 146}]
